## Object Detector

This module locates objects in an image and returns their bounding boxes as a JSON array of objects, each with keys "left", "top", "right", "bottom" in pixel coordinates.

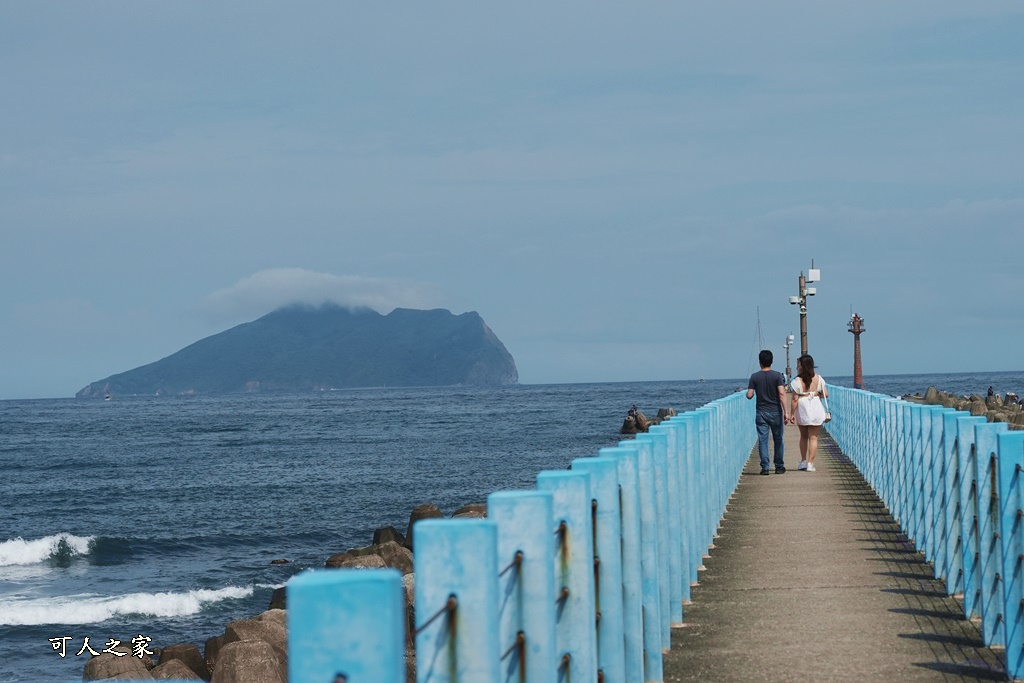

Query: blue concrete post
[
  {"left": 878, "top": 396, "right": 894, "bottom": 516},
  {"left": 997, "top": 432, "right": 1024, "bottom": 681},
  {"left": 975, "top": 422, "right": 1010, "bottom": 646},
  {"left": 572, "top": 456, "right": 626, "bottom": 682},
  {"left": 631, "top": 436, "right": 664, "bottom": 680},
  {"left": 537, "top": 470, "right": 598, "bottom": 683},
  {"left": 918, "top": 406, "right": 935, "bottom": 561},
  {"left": 875, "top": 393, "right": 886, "bottom": 495},
  {"left": 908, "top": 404, "right": 924, "bottom": 547},
  {"left": 637, "top": 430, "right": 673, "bottom": 650},
  {"left": 881, "top": 398, "right": 900, "bottom": 511},
  {"left": 958, "top": 415, "right": 988, "bottom": 620},
  {"left": 928, "top": 407, "right": 953, "bottom": 581},
  {"left": 897, "top": 403, "right": 912, "bottom": 530},
  {"left": 665, "top": 417, "right": 693, "bottom": 603},
  {"left": 603, "top": 445, "right": 644, "bottom": 683},
  {"left": 703, "top": 404, "right": 726, "bottom": 523},
  {"left": 650, "top": 423, "right": 685, "bottom": 625},
  {"left": 415, "top": 519, "right": 501, "bottom": 683},
  {"left": 889, "top": 398, "right": 901, "bottom": 503},
  {"left": 905, "top": 405, "right": 921, "bottom": 532},
  {"left": 850, "top": 390, "right": 871, "bottom": 482},
  {"left": 882, "top": 399, "right": 901, "bottom": 517},
  {"left": 868, "top": 391, "right": 878, "bottom": 479},
  {"left": 873, "top": 394, "right": 889, "bottom": 490},
  {"left": 287, "top": 569, "right": 405, "bottom": 683},
  {"left": 486, "top": 490, "right": 557, "bottom": 683},
  {"left": 694, "top": 407, "right": 714, "bottom": 566},
  {"left": 677, "top": 414, "right": 702, "bottom": 587},
  {"left": 941, "top": 410, "right": 970, "bottom": 595}
]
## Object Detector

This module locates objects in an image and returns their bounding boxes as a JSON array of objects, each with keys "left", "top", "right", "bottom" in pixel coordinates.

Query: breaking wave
[
  {"left": 0, "top": 533, "right": 94, "bottom": 566},
  {"left": 0, "top": 585, "right": 256, "bottom": 626}
]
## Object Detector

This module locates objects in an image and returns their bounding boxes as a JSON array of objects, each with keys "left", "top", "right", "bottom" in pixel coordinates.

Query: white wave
[
  {"left": 0, "top": 585, "right": 254, "bottom": 626},
  {"left": 0, "top": 533, "right": 94, "bottom": 566}
]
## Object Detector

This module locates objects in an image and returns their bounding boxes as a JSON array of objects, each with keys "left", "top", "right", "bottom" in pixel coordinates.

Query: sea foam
[
  {"left": 0, "top": 533, "right": 94, "bottom": 566},
  {"left": 0, "top": 585, "right": 255, "bottom": 626}
]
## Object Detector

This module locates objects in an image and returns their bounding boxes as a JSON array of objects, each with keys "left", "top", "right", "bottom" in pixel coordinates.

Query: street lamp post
[
  {"left": 788, "top": 261, "right": 820, "bottom": 357},
  {"left": 783, "top": 334, "right": 795, "bottom": 384}
]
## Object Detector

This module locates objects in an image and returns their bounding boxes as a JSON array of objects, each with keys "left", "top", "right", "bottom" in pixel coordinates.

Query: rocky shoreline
[
  {"left": 902, "top": 386, "right": 1024, "bottom": 430},
  {"left": 81, "top": 502, "right": 485, "bottom": 682},
  {"left": 619, "top": 407, "right": 677, "bottom": 434}
]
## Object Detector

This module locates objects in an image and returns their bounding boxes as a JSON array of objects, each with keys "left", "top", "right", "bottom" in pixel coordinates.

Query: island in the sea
[{"left": 76, "top": 305, "right": 518, "bottom": 397}]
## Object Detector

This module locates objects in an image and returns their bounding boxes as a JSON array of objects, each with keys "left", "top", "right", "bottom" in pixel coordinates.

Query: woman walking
[{"left": 789, "top": 354, "right": 829, "bottom": 471}]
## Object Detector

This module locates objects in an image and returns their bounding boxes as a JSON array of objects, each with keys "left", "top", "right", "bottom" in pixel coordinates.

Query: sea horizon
[{"left": 3, "top": 367, "right": 1022, "bottom": 403}]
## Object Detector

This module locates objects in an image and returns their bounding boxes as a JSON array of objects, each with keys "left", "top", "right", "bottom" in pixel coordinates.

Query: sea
[{"left": 2, "top": 371, "right": 1022, "bottom": 682}]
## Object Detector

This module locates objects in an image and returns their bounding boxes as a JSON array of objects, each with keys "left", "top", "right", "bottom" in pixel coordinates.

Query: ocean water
[{"left": 2, "top": 371, "right": 1021, "bottom": 682}]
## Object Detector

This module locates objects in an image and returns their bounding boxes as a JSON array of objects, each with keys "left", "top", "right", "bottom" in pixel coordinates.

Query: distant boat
[
  {"left": 699, "top": 377, "right": 706, "bottom": 383},
  {"left": 104, "top": 394, "right": 111, "bottom": 401}
]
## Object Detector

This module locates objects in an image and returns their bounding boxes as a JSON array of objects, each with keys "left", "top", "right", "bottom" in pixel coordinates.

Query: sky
[{"left": 2, "top": 2, "right": 1022, "bottom": 400}]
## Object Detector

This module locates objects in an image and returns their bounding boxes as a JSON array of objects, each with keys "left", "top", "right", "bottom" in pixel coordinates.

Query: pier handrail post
[
  {"left": 605, "top": 444, "right": 645, "bottom": 683},
  {"left": 919, "top": 406, "right": 937, "bottom": 562},
  {"left": 624, "top": 436, "right": 664, "bottom": 680},
  {"left": 537, "top": 469, "right": 599, "bottom": 682},
  {"left": 996, "top": 432, "right": 1024, "bottom": 680},
  {"left": 414, "top": 519, "right": 501, "bottom": 683},
  {"left": 928, "top": 406, "right": 956, "bottom": 581},
  {"left": 648, "top": 424, "right": 685, "bottom": 626},
  {"left": 636, "top": 430, "right": 673, "bottom": 650},
  {"left": 487, "top": 490, "right": 557, "bottom": 683},
  {"left": 287, "top": 569, "right": 405, "bottom": 683},
  {"left": 958, "top": 415, "right": 989, "bottom": 621},
  {"left": 941, "top": 409, "right": 970, "bottom": 595},
  {"left": 572, "top": 456, "right": 627, "bottom": 681},
  {"left": 668, "top": 415, "right": 695, "bottom": 603},
  {"left": 975, "top": 422, "right": 1011, "bottom": 647}
]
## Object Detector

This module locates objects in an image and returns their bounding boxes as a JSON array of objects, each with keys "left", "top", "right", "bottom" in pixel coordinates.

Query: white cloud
[{"left": 200, "top": 268, "right": 446, "bottom": 324}]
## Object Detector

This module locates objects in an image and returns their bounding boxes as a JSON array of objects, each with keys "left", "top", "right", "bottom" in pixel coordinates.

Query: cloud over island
[{"left": 200, "top": 268, "right": 446, "bottom": 324}]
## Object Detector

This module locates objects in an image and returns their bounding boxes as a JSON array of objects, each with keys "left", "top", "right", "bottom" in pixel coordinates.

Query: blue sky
[{"left": 2, "top": 2, "right": 1022, "bottom": 399}]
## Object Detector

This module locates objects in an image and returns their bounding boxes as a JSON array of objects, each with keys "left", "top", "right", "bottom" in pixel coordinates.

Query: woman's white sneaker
[{"left": 806, "top": 463, "right": 816, "bottom": 472}]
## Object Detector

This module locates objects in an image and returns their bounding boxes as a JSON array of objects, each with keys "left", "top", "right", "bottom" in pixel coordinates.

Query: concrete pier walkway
[{"left": 663, "top": 425, "right": 1007, "bottom": 682}]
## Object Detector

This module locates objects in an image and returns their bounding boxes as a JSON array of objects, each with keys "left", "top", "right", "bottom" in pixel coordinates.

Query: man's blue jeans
[{"left": 755, "top": 408, "right": 785, "bottom": 470}]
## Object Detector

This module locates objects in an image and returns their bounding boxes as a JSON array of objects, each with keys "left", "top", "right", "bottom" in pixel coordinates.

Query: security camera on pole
[
  {"left": 783, "top": 334, "right": 795, "bottom": 384},
  {"left": 788, "top": 260, "right": 820, "bottom": 356}
]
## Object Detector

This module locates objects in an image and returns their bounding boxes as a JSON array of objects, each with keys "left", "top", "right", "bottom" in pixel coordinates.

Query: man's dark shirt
[{"left": 748, "top": 369, "right": 785, "bottom": 413}]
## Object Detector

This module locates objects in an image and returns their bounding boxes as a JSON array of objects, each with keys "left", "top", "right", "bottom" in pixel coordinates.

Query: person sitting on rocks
[{"left": 628, "top": 404, "right": 638, "bottom": 418}]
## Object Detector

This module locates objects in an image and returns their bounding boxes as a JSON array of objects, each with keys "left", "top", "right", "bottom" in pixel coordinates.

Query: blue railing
[
  {"left": 827, "top": 385, "right": 1024, "bottom": 680},
  {"left": 286, "top": 391, "right": 755, "bottom": 683}
]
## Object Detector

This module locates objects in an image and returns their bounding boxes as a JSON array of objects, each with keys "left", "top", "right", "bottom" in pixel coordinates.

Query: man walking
[{"left": 746, "top": 349, "right": 790, "bottom": 475}]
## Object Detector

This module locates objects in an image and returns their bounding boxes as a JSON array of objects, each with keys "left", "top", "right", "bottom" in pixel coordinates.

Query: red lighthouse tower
[{"left": 848, "top": 313, "right": 866, "bottom": 389}]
